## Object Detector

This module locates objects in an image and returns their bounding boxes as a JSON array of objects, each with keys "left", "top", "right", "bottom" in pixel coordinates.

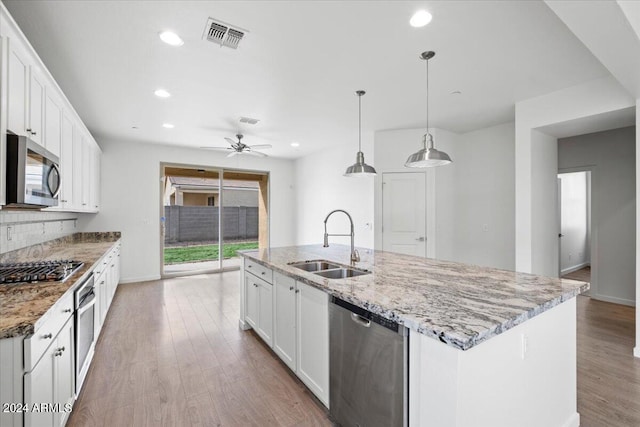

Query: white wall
[
  {"left": 559, "top": 172, "right": 590, "bottom": 274},
  {"left": 373, "top": 128, "right": 457, "bottom": 261},
  {"left": 559, "top": 126, "right": 636, "bottom": 306},
  {"left": 293, "top": 132, "right": 375, "bottom": 249},
  {"left": 453, "top": 122, "right": 515, "bottom": 270},
  {"left": 79, "top": 139, "right": 296, "bottom": 283},
  {"left": 515, "top": 76, "right": 636, "bottom": 276}
]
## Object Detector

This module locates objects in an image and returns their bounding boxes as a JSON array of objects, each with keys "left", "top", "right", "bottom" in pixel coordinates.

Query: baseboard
[
  {"left": 634, "top": 347, "right": 640, "bottom": 359},
  {"left": 118, "top": 275, "right": 161, "bottom": 284},
  {"left": 561, "top": 262, "right": 590, "bottom": 276},
  {"left": 561, "top": 412, "right": 580, "bottom": 427},
  {"left": 238, "top": 319, "right": 251, "bottom": 331},
  {"left": 590, "top": 293, "right": 636, "bottom": 307}
]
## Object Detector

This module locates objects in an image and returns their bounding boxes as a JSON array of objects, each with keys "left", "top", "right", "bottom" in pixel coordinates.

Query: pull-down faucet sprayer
[{"left": 323, "top": 209, "right": 360, "bottom": 263}]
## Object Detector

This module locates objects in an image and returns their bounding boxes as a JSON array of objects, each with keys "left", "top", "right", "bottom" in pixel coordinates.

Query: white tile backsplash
[{"left": 0, "top": 210, "right": 79, "bottom": 254}]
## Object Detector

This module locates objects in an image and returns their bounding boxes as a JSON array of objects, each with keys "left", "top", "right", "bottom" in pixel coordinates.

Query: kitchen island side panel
[{"left": 409, "top": 298, "right": 578, "bottom": 427}]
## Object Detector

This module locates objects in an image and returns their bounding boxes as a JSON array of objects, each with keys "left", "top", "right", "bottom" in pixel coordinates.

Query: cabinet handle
[
  {"left": 111, "top": 264, "right": 115, "bottom": 267},
  {"left": 289, "top": 286, "right": 294, "bottom": 291},
  {"left": 82, "top": 203, "right": 87, "bottom": 206},
  {"left": 63, "top": 308, "right": 72, "bottom": 313},
  {"left": 261, "top": 272, "right": 265, "bottom": 275},
  {"left": 248, "top": 265, "right": 252, "bottom": 268},
  {"left": 43, "top": 333, "right": 52, "bottom": 339},
  {"left": 26, "top": 128, "right": 32, "bottom": 132},
  {"left": 295, "top": 289, "right": 300, "bottom": 294},
  {"left": 54, "top": 351, "right": 62, "bottom": 357},
  {"left": 57, "top": 346, "right": 65, "bottom": 352},
  {"left": 100, "top": 281, "right": 105, "bottom": 285},
  {"left": 254, "top": 283, "right": 258, "bottom": 287},
  {"left": 61, "top": 199, "right": 68, "bottom": 203},
  {"left": 31, "top": 131, "right": 37, "bottom": 136}
]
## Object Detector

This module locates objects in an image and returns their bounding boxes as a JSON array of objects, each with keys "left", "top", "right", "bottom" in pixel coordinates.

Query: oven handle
[{"left": 77, "top": 290, "right": 96, "bottom": 314}]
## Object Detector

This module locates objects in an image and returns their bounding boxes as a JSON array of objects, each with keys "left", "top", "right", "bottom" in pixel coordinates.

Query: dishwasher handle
[{"left": 351, "top": 313, "right": 371, "bottom": 328}]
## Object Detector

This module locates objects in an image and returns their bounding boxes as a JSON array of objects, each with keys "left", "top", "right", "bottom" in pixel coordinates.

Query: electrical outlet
[
  {"left": 568, "top": 253, "right": 572, "bottom": 261},
  {"left": 482, "top": 224, "right": 489, "bottom": 232},
  {"left": 7, "top": 226, "right": 13, "bottom": 241}
]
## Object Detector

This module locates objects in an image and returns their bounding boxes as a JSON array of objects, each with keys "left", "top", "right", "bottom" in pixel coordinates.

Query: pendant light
[
  {"left": 345, "top": 90, "right": 377, "bottom": 177},
  {"left": 405, "top": 51, "right": 452, "bottom": 168}
]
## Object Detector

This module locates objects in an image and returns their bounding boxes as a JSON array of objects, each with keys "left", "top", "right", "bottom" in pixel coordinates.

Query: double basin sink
[{"left": 288, "top": 259, "right": 370, "bottom": 279}]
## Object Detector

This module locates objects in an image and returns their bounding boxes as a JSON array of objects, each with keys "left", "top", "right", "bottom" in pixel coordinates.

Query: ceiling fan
[{"left": 200, "top": 134, "right": 272, "bottom": 157}]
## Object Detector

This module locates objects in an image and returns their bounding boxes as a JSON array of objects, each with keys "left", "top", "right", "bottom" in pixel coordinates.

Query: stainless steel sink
[
  {"left": 314, "top": 268, "right": 370, "bottom": 279},
  {"left": 288, "top": 260, "right": 342, "bottom": 272}
]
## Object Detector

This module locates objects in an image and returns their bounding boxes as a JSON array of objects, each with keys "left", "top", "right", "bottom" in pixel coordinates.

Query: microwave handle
[{"left": 47, "top": 163, "right": 61, "bottom": 198}]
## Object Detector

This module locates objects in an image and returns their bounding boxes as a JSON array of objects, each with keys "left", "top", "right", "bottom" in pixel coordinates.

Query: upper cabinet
[{"left": 0, "top": 4, "right": 101, "bottom": 212}]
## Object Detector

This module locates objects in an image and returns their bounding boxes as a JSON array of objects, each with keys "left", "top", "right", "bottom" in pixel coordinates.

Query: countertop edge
[{"left": 238, "top": 250, "right": 588, "bottom": 351}]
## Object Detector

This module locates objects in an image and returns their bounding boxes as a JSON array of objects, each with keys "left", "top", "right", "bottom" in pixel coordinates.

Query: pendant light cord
[
  {"left": 358, "top": 93, "right": 362, "bottom": 152},
  {"left": 426, "top": 58, "right": 429, "bottom": 135}
]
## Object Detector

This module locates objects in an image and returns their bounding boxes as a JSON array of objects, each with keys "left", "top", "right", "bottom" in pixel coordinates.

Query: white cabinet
[
  {"left": 28, "top": 66, "right": 45, "bottom": 145},
  {"left": 94, "top": 244, "right": 121, "bottom": 338},
  {"left": 7, "top": 36, "right": 29, "bottom": 137},
  {"left": 24, "top": 316, "right": 74, "bottom": 427},
  {"left": 58, "top": 112, "right": 74, "bottom": 209},
  {"left": 245, "top": 273, "right": 273, "bottom": 346},
  {"left": 296, "top": 281, "right": 329, "bottom": 406},
  {"left": 272, "top": 272, "right": 330, "bottom": 407},
  {"left": 44, "top": 88, "right": 62, "bottom": 157},
  {"left": 273, "top": 272, "right": 297, "bottom": 371}
]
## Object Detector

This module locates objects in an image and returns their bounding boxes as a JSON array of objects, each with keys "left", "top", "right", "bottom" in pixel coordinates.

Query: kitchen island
[{"left": 239, "top": 244, "right": 588, "bottom": 427}]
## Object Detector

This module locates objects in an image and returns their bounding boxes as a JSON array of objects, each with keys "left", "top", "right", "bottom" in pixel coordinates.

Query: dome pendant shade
[
  {"left": 405, "top": 51, "right": 452, "bottom": 168},
  {"left": 345, "top": 151, "right": 377, "bottom": 176},
  {"left": 405, "top": 134, "right": 452, "bottom": 168},
  {"left": 345, "top": 90, "right": 377, "bottom": 177}
]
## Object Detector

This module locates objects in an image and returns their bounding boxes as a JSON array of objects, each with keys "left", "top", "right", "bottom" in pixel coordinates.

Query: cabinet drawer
[
  {"left": 245, "top": 259, "right": 273, "bottom": 283},
  {"left": 24, "top": 291, "right": 73, "bottom": 371}
]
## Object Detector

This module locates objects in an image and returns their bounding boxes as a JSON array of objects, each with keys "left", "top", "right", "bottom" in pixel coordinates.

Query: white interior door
[{"left": 382, "top": 172, "right": 426, "bottom": 256}]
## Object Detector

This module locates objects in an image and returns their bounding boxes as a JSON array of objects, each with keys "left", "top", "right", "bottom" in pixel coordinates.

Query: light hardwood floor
[
  {"left": 563, "top": 266, "right": 591, "bottom": 283},
  {"left": 67, "top": 272, "right": 332, "bottom": 427},
  {"left": 67, "top": 273, "right": 638, "bottom": 427}
]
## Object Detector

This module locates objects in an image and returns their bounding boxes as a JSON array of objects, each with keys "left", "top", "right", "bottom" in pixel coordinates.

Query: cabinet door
[
  {"left": 7, "top": 38, "right": 29, "bottom": 136},
  {"left": 72, "top": 126, "right": 84, "bottom": 210},
  {"left": 296, "top": 281, "right": 330, "bottom": 407},
  {"left": 28, "top": 67, "right": 45, "bottom": 145},
  {"left": 81, "top": 136, "right": 91, "bottom": 210},
  {"left": 274, "top": 273, "right": 296, "bottom": 370},
  {"left": 59, "top": 113, "right": 74, "bottom": 209},
  {"left": 24, "top": 344, "right": 55, "bottom": 427},
  {"left": 92, "top": 146, "right": 101, "bottom": 211},
  {"left": 54, "top": 318, "right": 74, "bottom": 427},
  {"left": 257, "top": 280, "right": 273, "bottom": 347},
  {"left": 245, "top": 275, "right": 259, "bottom": 328},
  {"left": 44, "top": 89, "right": 62, "bottom": 157}
]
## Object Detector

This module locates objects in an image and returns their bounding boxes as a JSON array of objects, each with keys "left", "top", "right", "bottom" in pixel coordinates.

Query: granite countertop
[
  {"left": 240, "top": 244, "right": 589, "bottom": 351},
  {"left": 0, "top": 232, "right": 121, "bottom": 339}
]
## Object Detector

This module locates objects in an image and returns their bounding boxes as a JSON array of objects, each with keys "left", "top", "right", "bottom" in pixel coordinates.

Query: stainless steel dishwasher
[{"left": 329, "top": 297, "right": 408, "bottom": 427}]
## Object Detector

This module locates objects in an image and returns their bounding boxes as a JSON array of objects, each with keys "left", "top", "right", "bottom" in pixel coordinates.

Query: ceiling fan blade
[
  {"left": 200, "top": 146, "right": 232, "bottom": 151},
  {"left": 244, "top": 150, "right": 268, "bottom": 157},
  {"left": 227, "top": 151, "right": 239, "bottom": 158},
  {"left": 224, "top": 137, "right": 237, "bottom": 145},
  {"left": 247, "top": 144, "right": 272, "bottom": 150}
]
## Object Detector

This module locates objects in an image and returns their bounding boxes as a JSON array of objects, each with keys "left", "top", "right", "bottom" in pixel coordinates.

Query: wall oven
[
  {"left": 74, "top": 274, "right": 95, "bottom": 394},
  {"left": 5, "top": 133, "right": 60, "bottom": 207}
]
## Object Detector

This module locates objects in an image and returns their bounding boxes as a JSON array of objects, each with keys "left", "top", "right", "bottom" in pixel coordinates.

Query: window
[{"left": 207, "top": 196, "right": 215, "bottom": 206}]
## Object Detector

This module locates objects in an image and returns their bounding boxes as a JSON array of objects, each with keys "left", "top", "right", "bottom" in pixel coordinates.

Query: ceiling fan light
[{"left": 345, "top": 151, "right": 377, "bottom": 177}]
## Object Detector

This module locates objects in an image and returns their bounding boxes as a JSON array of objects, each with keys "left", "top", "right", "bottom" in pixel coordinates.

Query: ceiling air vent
[{"left": 203, "top": 18, "right": 247, "bottom": 49}]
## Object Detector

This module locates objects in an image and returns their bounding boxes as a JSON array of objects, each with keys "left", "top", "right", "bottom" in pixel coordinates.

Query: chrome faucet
[{"left": 323, "top": 209, "right": 360, "bottom": 263}]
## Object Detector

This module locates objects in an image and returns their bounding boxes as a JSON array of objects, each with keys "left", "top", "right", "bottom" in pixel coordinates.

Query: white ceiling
[{"left": 3, "top": 0, "right": 611, "bottom": 159}]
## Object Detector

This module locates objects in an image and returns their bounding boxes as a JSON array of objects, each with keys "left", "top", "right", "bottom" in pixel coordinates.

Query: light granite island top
[{"left": 239, "top": 244, "right": 588, "bottom": 351}]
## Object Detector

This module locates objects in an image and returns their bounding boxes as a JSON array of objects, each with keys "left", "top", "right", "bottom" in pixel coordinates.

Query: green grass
[{"left": 164, "top": 242, "right": 258, "bottom": 264}]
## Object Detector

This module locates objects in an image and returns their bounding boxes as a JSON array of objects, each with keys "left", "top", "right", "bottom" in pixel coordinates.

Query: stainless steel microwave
[{"left": 5, "top": 133, "right": 60, "bottom": 207}]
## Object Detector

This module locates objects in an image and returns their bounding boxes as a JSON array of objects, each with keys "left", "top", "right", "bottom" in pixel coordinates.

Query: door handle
[
  {"left": 415, "top": 237, "right": 425, "bottom": 242},
  {"left": 350, "top": 313, "right": 371, "bottom": 328},
  {"left": 559, "top": 234, "right": 564, "bottom": 238}
]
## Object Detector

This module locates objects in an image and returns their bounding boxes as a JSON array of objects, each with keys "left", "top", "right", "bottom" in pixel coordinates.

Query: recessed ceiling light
[
  {"left": 131, "top": 126, "right": 139, "bottom": 129},
  {"left": 159, "top": 31, "right": 184, "bottom": 46},
  {"left": 451, "top": 90, "right": 462, "bottom": 95},
  {"left": 162, "top": 123, "right": 175, "bottom": 129},
  {"left": 410, "top": 10, "right": 432, "bottom": 28},
  {"left": 290, "top": 142, "right": 300, "bottom": 147},
  {"left": 154, "top": 88, "right": 171, "bottom": 98}
]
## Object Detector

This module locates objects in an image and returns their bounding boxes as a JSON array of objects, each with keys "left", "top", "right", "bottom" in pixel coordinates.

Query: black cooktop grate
[{"left": 0, "top": 260, "right": 84, "bottom": 284}]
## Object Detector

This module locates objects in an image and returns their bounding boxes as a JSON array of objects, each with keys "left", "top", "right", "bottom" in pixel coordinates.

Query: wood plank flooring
[
  {"left": 67, "top": 272, "right": 332, "bottom": 427},
  {"left": 563, "top": 266, "right": 591, "bottom": 282},
  {"left": 67, "top": 273, "right": 639, "bottom": 427}
]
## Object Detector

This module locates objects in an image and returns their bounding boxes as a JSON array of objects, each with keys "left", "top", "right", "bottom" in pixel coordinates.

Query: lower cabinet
[
  {"left": 24, "top": 316, "right": 74, "bottom": 427},
  {"left": 273, "top": 272, "right": 329, "bottom": 407},
  {"left": 245, "top": 273, "right": 273, "bottom": 346}
]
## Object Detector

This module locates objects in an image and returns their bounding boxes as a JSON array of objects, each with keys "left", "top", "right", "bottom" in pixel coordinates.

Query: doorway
[
  {"left": 160, "top": 164, "right": 269, "bottom": 277},
  {"left": 381, "top": 172, "right": 427, "bottom": 256},
  {"left": 558, "top": 170, "right": 592, "bottom": 287}
]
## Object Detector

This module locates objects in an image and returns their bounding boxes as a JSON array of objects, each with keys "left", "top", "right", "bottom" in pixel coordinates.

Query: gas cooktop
[{"left": 0, "top": 260, "right": 84, "bottom": 284}]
